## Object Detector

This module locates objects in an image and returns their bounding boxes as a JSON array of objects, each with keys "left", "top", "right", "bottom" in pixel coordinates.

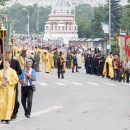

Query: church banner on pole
[
  {"left": 125, "top": 36, "right": 130, "bottom": 58},
  {"left": 117, "top": 35, "right": 130, "bottom": 61},
  {"left": 117, "top": 35, "right": 126, "bottom": 62}
]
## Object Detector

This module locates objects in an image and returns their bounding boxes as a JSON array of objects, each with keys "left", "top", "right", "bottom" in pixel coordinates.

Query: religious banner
[
  {"left": 124, "top": 36, "right": 130, "bottom": 57},
  {"left": 4, "top": 21, "right": 12, "bottom": 44},
  {"left": 117, "top": 35, "right": 126, "bottom": 61}
]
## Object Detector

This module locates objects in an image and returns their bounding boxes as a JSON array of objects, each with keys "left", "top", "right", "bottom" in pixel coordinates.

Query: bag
[{"left": 31, "top": 84, "right": 36, "bottom": 91}]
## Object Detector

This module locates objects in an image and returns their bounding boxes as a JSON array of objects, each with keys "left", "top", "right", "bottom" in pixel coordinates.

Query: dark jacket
[
  {"left": 73, "top": 56, "right": 77, "bottom": 65},
  {"left": 57, "top": 57, "right": 64, "bottom": 68}
]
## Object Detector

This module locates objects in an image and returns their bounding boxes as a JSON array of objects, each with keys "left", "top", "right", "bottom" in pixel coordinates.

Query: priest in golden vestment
[
  {"left": 49, "top": 50, "right": 54, "bottom": 68},
  {"left": 18, "top": 52, "right": 25, "bottom": 70},
  {"left": 42, "top": 52, "right": 51, "bottom": 73},
  {"left": 61, "top": 52, "right": 66, "bottom": 73},
  {"left": 103, "top": 52, "right": 114, "bottom": 79},
  {"left": 0, "top": 60, "right": 18, "bottom": 124}
]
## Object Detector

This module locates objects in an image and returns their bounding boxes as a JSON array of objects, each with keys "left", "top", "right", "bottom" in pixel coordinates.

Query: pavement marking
[
  {"left": 86, "top": 82, "right": 100, "bottom": 86},
  {"left": 103, "top": 82, "right": 116, "bottom": 86},
  {"left": 0, "top": 105, "right": 63, "bottom": 127},
  {"left": 31, "top": 106, "right": 62, "bottom": 116},
  {"left": 55, "top": 82, "right": 66, "bottom": 86},
  {"left": 37, "top": 82, "right": 48, "bottom": 86},
  {"left": 71, "top": 82, "right": 83, "bottom": 86}
]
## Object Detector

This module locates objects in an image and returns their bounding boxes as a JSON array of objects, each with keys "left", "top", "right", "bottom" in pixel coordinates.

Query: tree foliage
[
  {"left": 121, "top": 0, "right": 130, "bottom": 34},
  {"left": 7, "top": 3, "right": 51, "bottom": 34},
  {"left": 106, "top": 0, "right": 122, "bottom": 35},
  {"left": 76, "top": 4, "right": 94, "bottom": 38},
  {"left": 76, "top": 16, "right": 91, "bottom": 38},
  {"left": 0, "top": 0, "right": 9, "bottom": 6},
  {"left": 91, "top": 7, "right": 104, "bottom": 38}
]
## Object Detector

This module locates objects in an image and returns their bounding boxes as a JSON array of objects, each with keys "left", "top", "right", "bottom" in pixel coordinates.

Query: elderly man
[{"left": 19, "top": 59, "right": 36, "bottom": 118}]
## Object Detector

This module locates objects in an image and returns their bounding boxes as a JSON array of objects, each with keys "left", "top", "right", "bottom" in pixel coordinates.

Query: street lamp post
[
  {"left": 36, "top": 4, "right": 50, "bottom": 33},
  {"left": 22, "top": 8, "right": 30, "bottom": 38},
  {"left": 109, "top": 0, "right": 111, "bottom": 52},
  {"left": 36, "top": 4, "right": 39, "bottom": 33},
  {"left": 27, "top": 11, "right": 30, "bottom": 38},
  {"left": 72, "top": 3, "right": 76, "bottom": 22}
]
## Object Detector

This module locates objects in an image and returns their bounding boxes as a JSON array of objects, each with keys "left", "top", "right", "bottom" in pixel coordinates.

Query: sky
[{"left": 8, "top": 0, "right": 128, "bottom": 7}]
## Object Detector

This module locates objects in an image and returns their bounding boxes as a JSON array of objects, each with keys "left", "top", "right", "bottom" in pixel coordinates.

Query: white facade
[{"left": 43, "top": 0, "right": 78, "bottom": 44}]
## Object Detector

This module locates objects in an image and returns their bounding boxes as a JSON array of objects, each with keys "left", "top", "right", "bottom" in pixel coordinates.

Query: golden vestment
[{"left": 0, "top": 68, "right": 18, "bottom": 120}]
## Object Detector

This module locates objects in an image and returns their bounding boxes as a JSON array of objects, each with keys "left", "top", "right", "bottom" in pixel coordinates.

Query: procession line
[{"left": 0, "top": 105, "right": 63, "bottom": 127}]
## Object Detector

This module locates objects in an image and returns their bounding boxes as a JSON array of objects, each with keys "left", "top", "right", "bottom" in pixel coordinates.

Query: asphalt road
[{"left": 0, "top": 66, "right": 130, "bottom": 130}]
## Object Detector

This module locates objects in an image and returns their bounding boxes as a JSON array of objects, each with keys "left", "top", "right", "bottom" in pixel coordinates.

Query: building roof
[
  {"left": 80, "top": 38, "right": 87, "bottom": 42},
  {"left": 86, "top": 39, "right": 93, "bottom": 42},
  {"left": 69, "top": 38, "right": 103, "bottom": 42},
  {"left": 54, "top": 0, "right": 68, "bottom": 8},
  {"left": 52, "top": 0, "right": 70, "bottom": 13},
  {"left": 92, "top": 38, "right": 103, "bottom": 42}
]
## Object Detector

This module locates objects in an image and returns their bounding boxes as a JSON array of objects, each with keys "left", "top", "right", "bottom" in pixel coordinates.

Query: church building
[{"left": 43, "top": 0, "right": 78, "bottom": 44}]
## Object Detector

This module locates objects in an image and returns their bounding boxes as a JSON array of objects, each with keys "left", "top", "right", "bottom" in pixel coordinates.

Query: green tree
[
  {"left": 91, "top": 8, "right": 104, "bottom": 38},
  {"left": 0, "top": 0, "right": 9, "bottom": 6},
  {"left": 29, "top": 4, "right": 38, "bottom": 33},
  {"left": 121, "top": 0, "right": 130, "bottom": 34},
  {"left": 76, "top": 4, "right": 94, "bottom": 21},
  {"left": 94, "top": 5, "right": 107, "bottom": 23},
  {"left": 0, "top": 0, "right": 9, "bottom": 18},
  {"left": 38, "top": 7, "right": 51, "bottom": 33},
  {"left": 76, "top": 4, "right": 94, "bottom": 38},
  {"left": 7, "top": 3, "right": 51, "bottom": 34},
  {"left": 77, "top": 16, "right": 91, "bottom": 38},
  {"left": 106, "top": 0, "right": 122, "bottom": 35},
  {"left": 7, "top": 3, "right": 26, "bottom": 33}
]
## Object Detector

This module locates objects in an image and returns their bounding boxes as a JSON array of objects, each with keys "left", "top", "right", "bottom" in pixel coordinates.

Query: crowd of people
[
  {"left": 0, "top": 48, "right": 36, "bottom": 124},
  {"left": 13, "top": 39, "right": 130, "bottom": 83},
  {"left": 0, "top": 36, "right": 130, "bottom": 124},
  {"left": 84, "top": 49, "right": 130, "bottom": 83}
]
